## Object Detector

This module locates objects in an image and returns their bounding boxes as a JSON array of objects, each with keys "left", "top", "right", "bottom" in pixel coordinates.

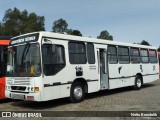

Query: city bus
[
  {"left": 5, "top": 32, "right": 159, "bottom": 102},
  {"left": 0, "top": 36, "right": 10, "bottom": 99}
]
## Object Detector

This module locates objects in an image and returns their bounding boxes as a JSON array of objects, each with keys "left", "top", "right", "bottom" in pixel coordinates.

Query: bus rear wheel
[
  {"left": 69, "top": 81, "right": 85, "bottom": 103},
  {"left": 134, "top": 75, "right": 142, "bottom": 90}
]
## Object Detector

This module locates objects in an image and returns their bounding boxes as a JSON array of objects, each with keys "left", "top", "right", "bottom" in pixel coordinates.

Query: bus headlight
[
  {"left": 27, "top": 87, "right": 30, "bottom": 91},
  {"left": 31, "top": 87, "right": 34, "bottom": 91},
  {"left": 27, "top": 87, "right": 35, "bottom": 92},
  {"left": 34, "top": 87, "right": 39, "bottom": 92}
]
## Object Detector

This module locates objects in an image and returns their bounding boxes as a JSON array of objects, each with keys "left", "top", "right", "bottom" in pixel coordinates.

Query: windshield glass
[
  {"left": 7, "top": 43, "right": 41, "bottom": 77},
  {"left": 0, "top": 45, "right": 7, "bottom": 77}
]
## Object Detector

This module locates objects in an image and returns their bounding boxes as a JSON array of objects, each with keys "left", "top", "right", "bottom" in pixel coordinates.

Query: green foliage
[
  {"left": 97, "top": 30, "right": 113, "bottom": 40},
  {"left": 140, "top": 40, "right": 150, "bottom": 46},
  {"left": 67, "top": 29, "right": 82, "bottom": 36},
  {"left": 52, "top": 18, "right": 68, "bottom": 33},
  {"left": 0, "top": 7, "right": 45, "bottom": 37},
  {"left": 52, "top": 18, "right": 82, "bottom": 36}
]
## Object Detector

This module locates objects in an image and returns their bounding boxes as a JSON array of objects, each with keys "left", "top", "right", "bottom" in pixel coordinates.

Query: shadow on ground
[
  {"left": 0, "top": 98, "right": 13, "bottom": 104},
  {"left": 10, "top": 83, "right": 156, "bottom": 110}
]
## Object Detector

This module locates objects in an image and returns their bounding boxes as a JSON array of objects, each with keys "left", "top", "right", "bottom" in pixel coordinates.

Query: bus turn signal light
[{"left": 34, "top": 87, "right": 39, "bottom": 92}]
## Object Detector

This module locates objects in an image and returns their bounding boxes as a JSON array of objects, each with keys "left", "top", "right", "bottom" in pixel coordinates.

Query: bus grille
[
  {"left": 13, "top": 78, "right": 31, "bottom": 85},
  {"left": 11, "top": 86, "right": 26, "bottom": 91},
  {"left": 11, "top": 94, "right": 25, "bottom": 100}
]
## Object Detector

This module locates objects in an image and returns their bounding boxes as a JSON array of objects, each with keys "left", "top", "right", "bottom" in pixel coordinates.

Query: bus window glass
[
  {"left": 42, "top": 44, "right": 65, "bottom": 76},
  {"left": 7, "top": 43, "right": 41, "bottom": 77},
  {"left": 87, "top": 43, "right": 95, "bottom": 64},
  {"left": 0, "top": 46, "right": 7, "bottom": 77},
  {"left": 7, "top": 48, "right": 14, "bottom": 73},
  {"left": 140, "top": 49, "right": 149, "bottom": 63},
  {"left": 118, "top": 47, "right": 129, "bottom": 64},
  {"left": 69, "top": 42, "right": 86, "bottom": 64},
  {"left": 149, "top": 50, "right": 157, "bottom": 63},
  {"left": 108, "top": 46, "right": 117, "bottom": 64},
  {"left": 130, "top": 48, "right": 140, "bottom": 63}
]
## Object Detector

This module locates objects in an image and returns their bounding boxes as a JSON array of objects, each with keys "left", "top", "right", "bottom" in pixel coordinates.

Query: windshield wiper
[{"left": 21, "top": 43, "right": 30, "bottom": 66}]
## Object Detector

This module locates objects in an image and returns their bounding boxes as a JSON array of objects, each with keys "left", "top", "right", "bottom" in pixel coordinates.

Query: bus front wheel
[
  {"left": 134, "top": 75, "right": 142, "bottom": 90},
  {"left": 69, "top": 81, "right": 85, "bottom": 103}
]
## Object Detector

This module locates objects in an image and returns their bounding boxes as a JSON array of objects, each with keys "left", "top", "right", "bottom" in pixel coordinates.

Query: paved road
[{"left": 0, "top": 79, "right": 160, "bottom": 120}]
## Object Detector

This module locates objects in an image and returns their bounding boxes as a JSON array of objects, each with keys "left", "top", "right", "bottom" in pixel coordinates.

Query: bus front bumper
[{"left": 5, "top": 90, "right": 42, "bottom": 102}]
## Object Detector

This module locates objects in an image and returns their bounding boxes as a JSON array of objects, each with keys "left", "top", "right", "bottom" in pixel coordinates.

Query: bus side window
[
  {"left": 118, "top": 46, "right": 130, "bottom": 64},
  {"left": 149, "top": 50, "right": 157, "bottom": 63},
  {"left": 140, "top": 49, "right": 149, "bottom": 63},
  {"left": 69, "top": 42, "right": 86, "bottom": 64},
  {"left": 130, "top": 48, "right": 140, "bottom": 63},
  {"left": 42, "top": 44, "right": 65, "bottom": 76},
  {"left": 87, "top": 43, "right": 95, "bottom": 64},
  {"left": 108, "top": 45, "right": 118, "bottom": 64}
]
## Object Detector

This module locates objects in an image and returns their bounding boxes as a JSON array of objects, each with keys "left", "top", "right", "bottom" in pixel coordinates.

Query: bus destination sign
[{"left": 10, "top": 33, "right": 39, "bottom": 45}]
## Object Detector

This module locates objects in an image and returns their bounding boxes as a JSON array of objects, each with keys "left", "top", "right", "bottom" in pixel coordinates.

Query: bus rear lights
[
  {"left": 34, "top": 87, "right": 39, "bottom": 92},
  {"left": 27, "top": 96, "right": 34, "bottom": 101}
]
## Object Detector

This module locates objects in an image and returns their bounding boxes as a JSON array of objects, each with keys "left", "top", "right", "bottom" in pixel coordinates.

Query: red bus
[
  {"left": 0, "top": 36, "right": 10, "bottom": 99},
  {"left": 158, "top": 52, "right": 160, "bottom": 75}
]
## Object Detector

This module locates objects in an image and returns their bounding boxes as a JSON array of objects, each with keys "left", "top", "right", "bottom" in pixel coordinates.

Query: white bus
[{"left": 5, "top": 31, "right": 159, "bottom": 102}]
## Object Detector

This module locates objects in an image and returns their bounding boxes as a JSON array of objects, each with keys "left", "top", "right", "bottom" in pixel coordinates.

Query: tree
[
  {"left": 140, "top": 40, "right": 150, "bottom": 46},
  {"left": 52, "top": 18, "right": 68, "bottom": 33},
  {"left": 0, "top": 23, "right": 5, "bottom": 35},
  {"left": 68, "top": 29, "right": 82, "bottom": 36},
  {"left": 1, "top": 8, "right": 21, "bottom": 36},
  {"left": 52, "top": 18, "right": 82, "bottom": 36},
  {"left": 24, "top": 13, "right": 45, "bottom": 33},
  {"left": 97, "top": 30, "right": 113, "bottom": 40},
  {"left": 0, "top": 7, "right": 45, "bottom": 37}
]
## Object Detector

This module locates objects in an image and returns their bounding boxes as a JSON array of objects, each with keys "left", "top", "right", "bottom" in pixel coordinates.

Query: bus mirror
[{"left": 51, "top": 45, "right": 56, "bottom": 53}]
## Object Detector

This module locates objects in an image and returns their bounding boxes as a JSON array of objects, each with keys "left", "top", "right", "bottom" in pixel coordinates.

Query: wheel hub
[
  {"left": 74, "top": 86, "right": 83, "bottom": 99},
  {"left": 137, "top": 78, "right": 142, "bottom": 88}
]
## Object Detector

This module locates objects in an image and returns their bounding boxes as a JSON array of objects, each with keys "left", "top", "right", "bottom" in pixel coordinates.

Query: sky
[{"left": 0, "top": 0, "right": 160, "bottom": 47}]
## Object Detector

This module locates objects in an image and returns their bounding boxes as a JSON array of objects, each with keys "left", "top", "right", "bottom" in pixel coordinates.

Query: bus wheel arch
[
  {"left": 134, "top": 73, "right": 143, "bottom": 90},
  {"left": 69, "top": 78, "right": 88, "bottom": 103}
]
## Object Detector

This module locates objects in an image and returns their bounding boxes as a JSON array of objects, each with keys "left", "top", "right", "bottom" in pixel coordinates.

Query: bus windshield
[
  {"left": 0, "top": 45, "right": 8, "bottom": 77},
  {"left": 7, "top": 43, "right": 41, "bottom": 77}
]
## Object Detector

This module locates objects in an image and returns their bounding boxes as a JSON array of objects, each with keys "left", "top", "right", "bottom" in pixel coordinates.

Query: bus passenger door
[{"left": 99, "top": 49, "right": 109, "bottom": 90}]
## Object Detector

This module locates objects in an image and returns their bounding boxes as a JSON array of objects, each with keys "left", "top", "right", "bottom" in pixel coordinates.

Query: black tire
[
  {"left": 134, "top": 75, "right": 142, "bottom": 90},
  {"left": 69, "top": 81, "right": 85, "bottom": 103}
]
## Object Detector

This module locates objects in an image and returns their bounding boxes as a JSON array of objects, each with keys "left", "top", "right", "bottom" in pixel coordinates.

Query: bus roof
[
  {"left": 11, "top": 31, "right": 157, "bottom": 50},
  {"left": 0, "top": 36, "right": 10, "bottom": 45}
]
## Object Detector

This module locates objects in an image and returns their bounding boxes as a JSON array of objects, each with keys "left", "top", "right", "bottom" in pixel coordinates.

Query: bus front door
[{"left": 99, "top": 49, "right": 109, "bottom": 90}]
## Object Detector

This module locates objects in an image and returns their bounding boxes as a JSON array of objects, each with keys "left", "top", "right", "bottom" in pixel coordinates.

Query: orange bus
[{"left": 0, "top": 36, "right": 10, "bottom": 99}]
